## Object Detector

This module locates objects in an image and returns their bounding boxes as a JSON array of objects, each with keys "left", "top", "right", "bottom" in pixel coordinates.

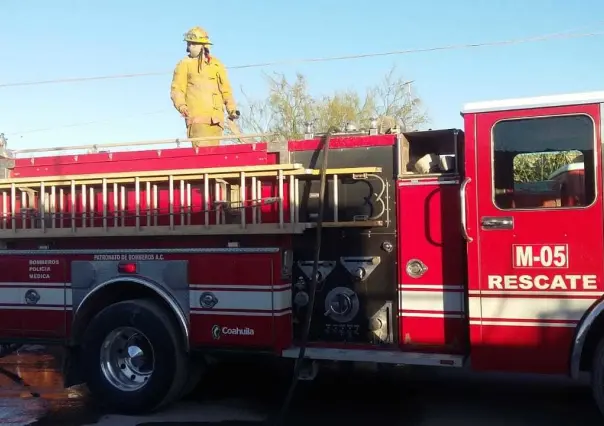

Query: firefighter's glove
[
  {"left": 228, "top": 110, "right": 240, "bottom": 120},
  {"left": 178, "top": 105, "right": 189, "bottom": 118}
]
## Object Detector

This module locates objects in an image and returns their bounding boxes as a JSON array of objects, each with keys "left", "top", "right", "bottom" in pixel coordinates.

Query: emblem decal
[{"left": 211, "top": 325, "right": 221, "bottom": 340}]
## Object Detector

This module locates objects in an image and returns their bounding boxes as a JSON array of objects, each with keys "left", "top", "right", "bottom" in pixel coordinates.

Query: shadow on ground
[
  {"left": 0, "top": 348, "right": 601, "bottom": 425},
  {"left": 137, "top": 360, "right": 603, "bottom": 426}
]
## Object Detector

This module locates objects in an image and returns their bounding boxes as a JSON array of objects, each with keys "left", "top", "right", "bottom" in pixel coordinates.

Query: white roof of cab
[{"left": 461, "top": 90, "right": 604, "bottom": 114}]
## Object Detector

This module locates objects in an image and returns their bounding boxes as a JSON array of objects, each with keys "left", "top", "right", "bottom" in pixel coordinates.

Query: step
[{"left": 281, "top": 347, "right": 465, "bottom": 367}]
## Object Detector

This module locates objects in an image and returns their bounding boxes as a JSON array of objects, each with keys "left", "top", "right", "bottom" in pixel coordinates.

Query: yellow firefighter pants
[{"left": 187, "top": 122, "right": 223, "bottom": 147}]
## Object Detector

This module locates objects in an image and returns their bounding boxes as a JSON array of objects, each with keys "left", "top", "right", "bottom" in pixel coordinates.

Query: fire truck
[{"left": 0, "top": 90, "right": 603, "bottom": 416}]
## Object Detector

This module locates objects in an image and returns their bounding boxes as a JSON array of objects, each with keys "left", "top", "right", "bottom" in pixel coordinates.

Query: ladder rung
[
  {"left": 0, "top": 166, "right": 382, "bottom": 189},
  {"left": 0, "top": 164, "right": 388, "bottom": 238},
  {"left": 0, "top": 163, "right": 306, "bottom": 188},
  {"left": 0, "top": 223, "right": 313, "bottom": 238}
]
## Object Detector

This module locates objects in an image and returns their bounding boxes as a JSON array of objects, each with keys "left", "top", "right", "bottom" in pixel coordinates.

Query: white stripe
[
  {"left": 399, "top": 284, "right": 464, "bottom": 290},
  {"left": 470, "top": 320, "right": 576, "bottom": 328},
  {"left": 468, "top": 297, "right": 481, "bottom": 318},
  {"left": 272, "top": 289, "right": 291, "bottom": 312},
  {"left": 0, "top": 287, "right": 71, "bottom": 306},
  {"left": 0, "top": 305, "right": 71, "bottom": 311},
  {"left": 399, "top": 312, "right": 464, "bottom": 319},
  {"left": 190, "top": 289, "right": 291, "bottom": 311},
  {"left": 192, "top": 310, "right": 292, "bottom": 317},
  {"left": 398, "top": 290, "right": 464, "bottom": 313},
  {"left": 0, "top": 282, "right": 71, "bottom": 287},
  {"left": 473, "top": 297, "right": 594, "bottom": 321},
  {"left": 469, "top": 290, "right": 603, "bottom": 297},
  {"left": 190, "top": 284, "right": 291, "bottom": 290}
]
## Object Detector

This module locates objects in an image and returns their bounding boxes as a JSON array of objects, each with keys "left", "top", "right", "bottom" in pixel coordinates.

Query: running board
[{"left": 281, "top": 347, "right": 464, "bottom": 368}]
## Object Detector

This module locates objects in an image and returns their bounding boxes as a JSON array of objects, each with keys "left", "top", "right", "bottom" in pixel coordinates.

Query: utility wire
[
  {"left": 5, "top": 25, "right": 604, "bottom": 137},
  {"left": 1, "top": 27, "right": 603, "bottom": 89},
  {"left": 7, "top": 109, "right": 171, "bottom": 136}
]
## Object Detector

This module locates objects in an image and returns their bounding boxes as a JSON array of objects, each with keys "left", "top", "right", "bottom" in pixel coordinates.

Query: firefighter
[{"left": 170, "top": 26, "right": 240, "bottom": 147}]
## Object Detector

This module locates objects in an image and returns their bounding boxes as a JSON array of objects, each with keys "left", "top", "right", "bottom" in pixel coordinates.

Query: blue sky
[{"left": 0, "top": 0, "right": 602, "bottom": 151}]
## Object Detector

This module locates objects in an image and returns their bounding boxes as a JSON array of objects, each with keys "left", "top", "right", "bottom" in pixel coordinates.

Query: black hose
[
  {"left": 0, "top": 365, "right": 40, "bottom": 397},
  {"left": 0, "top": 344, "right": 40, "bottom": 397},
  {"left": 271, "top": 127, "right": 336, "bottom": 426}
]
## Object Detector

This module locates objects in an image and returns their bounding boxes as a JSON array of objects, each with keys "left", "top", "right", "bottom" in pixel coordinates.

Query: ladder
[{"left": 0, "top": 163, "right": 387, "bottom": 239}]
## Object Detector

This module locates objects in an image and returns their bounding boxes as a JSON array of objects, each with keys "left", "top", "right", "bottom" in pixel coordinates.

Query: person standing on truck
[{"left": 170, "top": 26, "right": 240, "bottom": 147}]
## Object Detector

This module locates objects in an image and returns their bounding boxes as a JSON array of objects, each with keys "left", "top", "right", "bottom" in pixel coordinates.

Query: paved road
[{"left": 0, "top": 347, "right": 602, "bottom": 425}]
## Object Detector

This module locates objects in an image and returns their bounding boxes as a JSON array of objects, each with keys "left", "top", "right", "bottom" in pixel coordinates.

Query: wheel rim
[{"left": 99, "top": 326, "right": 155, "bottom": 392}]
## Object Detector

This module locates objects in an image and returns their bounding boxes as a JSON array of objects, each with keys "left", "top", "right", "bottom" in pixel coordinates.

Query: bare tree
[{"left": 238, "top": 65, "right": 429, "bottom": 140}]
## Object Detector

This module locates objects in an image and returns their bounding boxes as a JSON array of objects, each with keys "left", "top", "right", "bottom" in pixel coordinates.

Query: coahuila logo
[{"left": 211, "top": 325, "right": 255, "bottom": 340}]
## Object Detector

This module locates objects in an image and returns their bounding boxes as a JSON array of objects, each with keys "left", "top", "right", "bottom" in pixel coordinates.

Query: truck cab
[{"left": 461, "top": 93, "right": 604, "bottom": 375}]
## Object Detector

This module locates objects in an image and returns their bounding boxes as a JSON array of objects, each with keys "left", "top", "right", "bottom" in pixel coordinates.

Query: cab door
[{"left": 465, "top": 102, "right": 604, "bottom": 374}]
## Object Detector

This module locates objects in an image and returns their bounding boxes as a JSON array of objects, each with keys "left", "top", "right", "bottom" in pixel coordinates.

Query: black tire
[
  {"left": 591, "top": 336, "right": 604, "bottom": 415},
  {"left": 180, "top": 357, "right": 206, "bottom": 398},
  {"left": 81, "top": 298, "right": 188, "bottom": 414}
]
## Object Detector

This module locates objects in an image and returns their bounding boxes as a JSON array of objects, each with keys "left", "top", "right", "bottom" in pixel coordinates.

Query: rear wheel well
[
  {"left": 579, "top": 312, "right": 604, "bottom": 372},
  {"left": 71, "top": 281, "right": 187, "bottom": 349}
]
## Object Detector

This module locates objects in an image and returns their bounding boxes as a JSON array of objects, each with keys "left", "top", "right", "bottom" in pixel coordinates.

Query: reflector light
[{"left": 118, "top": 262, "right": 137, "bottom": 274}]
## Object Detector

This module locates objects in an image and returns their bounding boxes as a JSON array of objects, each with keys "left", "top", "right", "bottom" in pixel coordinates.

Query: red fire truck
[{"left": 0, "top": 90, "right": 603, "bottom": 415}]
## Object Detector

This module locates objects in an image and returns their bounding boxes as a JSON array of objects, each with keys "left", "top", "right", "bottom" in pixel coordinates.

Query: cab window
[{"left": 492, "top": 114, "right": 596, "bottom": 210}]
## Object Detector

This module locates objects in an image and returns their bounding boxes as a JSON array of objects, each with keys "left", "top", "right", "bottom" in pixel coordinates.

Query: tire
[
  {"left": 180, "top": 357, "right": 206, "bottom": 398},
  {"left": 80, "top": 298, "right": 188, "bottom": 414},
  {"left": 591, "top": 336, "right": 604, "bottom": 415}
]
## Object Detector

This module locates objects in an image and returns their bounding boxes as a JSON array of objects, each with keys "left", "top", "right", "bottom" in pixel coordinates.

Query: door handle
[
  {"left": 460, "top": 177, "right": 473, "bottom": 242},
  {"left": 481, "top": 216, "right": 513, "bottom": 230}
]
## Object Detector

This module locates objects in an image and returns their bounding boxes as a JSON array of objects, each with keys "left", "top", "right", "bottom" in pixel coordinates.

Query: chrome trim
[
  {"left": 601, "top": 102, "right": 604, "bottom": 229},
  {"left": 453, "top": 129, "right": 459, "bottom": 173},
  {"left": 460, "top": 177, "right": 473, "bottom": 242},
  {"left": 395, "top": 134, "right": 402, "bottom": 178},
  {"left": 281, "top": 346, "right": 464, "bottom": 367},
  {"left": 571, "top": 102, "right": 604, "bottom": 379},
  {"left": 398, "top": 178, "right": 459, "bottom": 186},
  {"left": 406, "top": 259, "right": 428, "bottom": 278},
  {"left": 462, "top": 90, "right": 604, "bottom": 114},
  {"left": 481, "top": 216, "right": 513, "bottom": 230},
  {"left": 571, "top": 299, "right": 604, "bottom": 379},
  {"left": 0, "top": 247, "right": 280, "bottom": 255},
  {"left": 75, "top": 276, "right": 190, "bottom": 352},
  {"left": 100, "top": 326, "right": 154, "bottom": 392}
]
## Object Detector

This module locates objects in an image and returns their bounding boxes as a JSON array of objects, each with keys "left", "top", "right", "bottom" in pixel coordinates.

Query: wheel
[
  {"left": 80, "top": 298, "right": 188, "bottom": 414},
  {"left": 591, "top": 336, "right": 604, "bottom": 415},
  {"left": 180, "top": 357, "right": 206, "bottom": 398}
]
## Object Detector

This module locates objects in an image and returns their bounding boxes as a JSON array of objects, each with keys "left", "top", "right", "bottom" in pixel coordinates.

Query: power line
[
  {"left": 7, "top": 110, "right": 170, "bottom": 136},
  {"left": 1, "top": 27, "right": 603, "bottom": 89},
  {"left": 5, "top": 24, "right": 603, "bottom": 137}
]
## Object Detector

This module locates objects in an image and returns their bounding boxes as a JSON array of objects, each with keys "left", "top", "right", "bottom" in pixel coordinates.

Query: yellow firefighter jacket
[{"left": 170, "top": 56, "right": 236, "bottom": 126}]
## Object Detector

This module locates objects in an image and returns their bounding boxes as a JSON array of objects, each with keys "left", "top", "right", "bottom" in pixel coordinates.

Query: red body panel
[
  {"left": 1, "top": 135, "right": 396, "bottom": 355},
  {"left": 187, "top": 251, "right": 291, "bottom": 349},
  {"left": 397, "top": 176, "right": 467, "bottom": 354},
  {"left": 0, "top": 256, "right": 68, "bottom": 339},
  {"left": 465, "top": 103, "right": 604, "bottom": 374},
  {"left": 0, "top": 249, "right": 292, "bottom": 350},
  {"left": 12, "top": 143, "right": 275, "bottom": 178}
]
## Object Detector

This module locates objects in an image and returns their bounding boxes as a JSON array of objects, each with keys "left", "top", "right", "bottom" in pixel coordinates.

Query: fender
[
  {"left": 570, "top": 298, "right": 604, "bottom": 379},
  {"left": 73, "top": 276, "right": 190, "bottom": 351}
]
